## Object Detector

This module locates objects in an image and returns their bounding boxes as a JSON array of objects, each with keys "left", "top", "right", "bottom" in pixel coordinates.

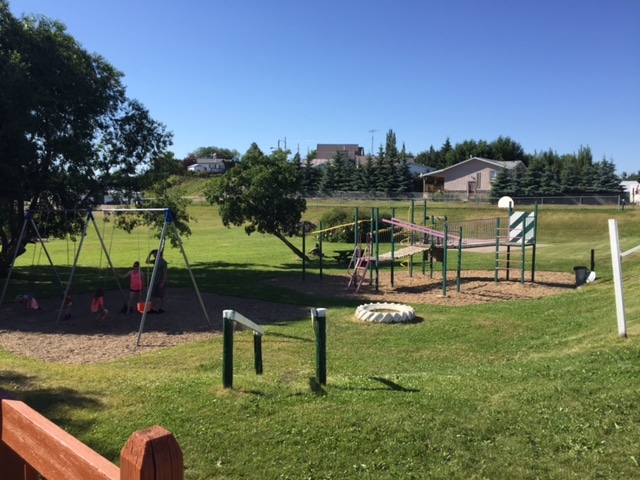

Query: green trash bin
[{"left": 574, "top": 266, "right": 588, "bottom": 287}]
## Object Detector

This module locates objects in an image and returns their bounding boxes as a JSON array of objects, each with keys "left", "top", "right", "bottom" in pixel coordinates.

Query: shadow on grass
[
  {"left": 309, "top": 377, "right": 327, "bottom": 396},
  {"left": 369, "top": 376, "right": 420, "bottom": 393},
  {"left": 0, "top": 370, "right": 120, "bottom": 459},
  {"left": 266, "top": 330, "right": 314, "bottom": 343}
]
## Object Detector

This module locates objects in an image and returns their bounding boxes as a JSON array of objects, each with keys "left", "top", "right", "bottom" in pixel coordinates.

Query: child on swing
[
  {"left": 91, "top": 288, "right": 108, "bottom": 324},
  {"left": 16, "top": 292, "right": 41, "bottom": 310},
  {"left": 119, "top": 261, "right": 145, "bottom": 313}
]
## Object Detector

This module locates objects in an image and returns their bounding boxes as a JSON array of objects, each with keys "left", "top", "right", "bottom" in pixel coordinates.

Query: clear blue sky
[{"left": 9, "top": 0, "right": 640, "bottom": 174}]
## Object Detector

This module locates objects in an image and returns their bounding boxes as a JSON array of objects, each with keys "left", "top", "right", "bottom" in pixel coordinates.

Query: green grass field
[{"left": 2, "top": 201, "right": 640, "bottom": 479}]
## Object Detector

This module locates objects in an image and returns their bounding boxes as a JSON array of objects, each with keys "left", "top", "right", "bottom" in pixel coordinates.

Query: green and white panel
[{"left": 509, "top": 211, "right": 535, "bottom": 244}]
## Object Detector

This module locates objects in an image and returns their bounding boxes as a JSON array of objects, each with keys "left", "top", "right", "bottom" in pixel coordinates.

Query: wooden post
[
  {"left": 1, "top": 389, "right": 183, "bottom": 480},
  {"left": 120, "top": 426, "right": 183, "bottom": 480},
  {"left": 1, "top": 392, "right": 120, "bottom": 480}
]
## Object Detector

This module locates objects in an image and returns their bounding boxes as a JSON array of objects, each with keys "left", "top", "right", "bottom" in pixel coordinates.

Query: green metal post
[
  {"left": 354, "top": 208, "right": 359, "bottom": 251},
  {"left": 319, "top": 221, "right": 323, "bottom": 279},
  {"left": 495, "top": 217, "right": 501, "bottom": 282},
  {"left": 311, "top": 308, "right": 327, "bottom": 385},
  {"left": 222, "top": 316, "right": 234, "bottom": 388},
  {"left": 422, "top": 200, "right": 428, "bottom": 274},
  {"left": 254, "top": 332, "right": 263, "bottom": 375},
  {"left": 531, "top": 203, "right": 538, "bottom": 282},
  {"left": 456, "top": 227, "right": 462, "bottom": 292},
  {"left": 302, "top": 221, "right": 306, "bottom": 281},
  {"left": 390, "top": 207, "right": 395, "bottom": 288},
  {"left": 375, "top": 208, "right": 380, "bottom": 291},
  {"left": 442, "top": 224, "right": 448, "bottom": 297}
]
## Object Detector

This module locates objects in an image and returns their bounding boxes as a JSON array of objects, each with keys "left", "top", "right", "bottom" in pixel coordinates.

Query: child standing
[
  {"left": 119, "top": 261, "right": 145, "bottom": 313},
  {"left": 91, "top": 288, "right": 108, "bottom": 323}
]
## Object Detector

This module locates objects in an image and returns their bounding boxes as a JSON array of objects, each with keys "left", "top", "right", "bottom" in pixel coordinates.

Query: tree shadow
[{"left": 0, "top": 371, "right": 120, "bottom": 459}]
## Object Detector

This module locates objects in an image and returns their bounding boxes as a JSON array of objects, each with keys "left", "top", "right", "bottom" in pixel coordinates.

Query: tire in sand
[{"left": 355, "top": 302, "right": 416, "bottom": 324}]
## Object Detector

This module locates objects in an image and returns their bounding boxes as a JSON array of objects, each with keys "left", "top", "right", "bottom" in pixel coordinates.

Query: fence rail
[{"left": 0, "top": 389, "right": 183, "bottom": 480}]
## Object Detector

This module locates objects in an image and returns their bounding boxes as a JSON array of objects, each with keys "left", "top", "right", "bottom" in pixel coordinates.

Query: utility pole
[{"left": 368, "top": 129, "right": 377, "bottom": 156}]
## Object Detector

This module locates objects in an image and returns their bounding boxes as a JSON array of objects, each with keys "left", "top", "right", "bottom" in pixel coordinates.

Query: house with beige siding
[{"left": 421, "top": 157, "right": 526, "bottom": 199}]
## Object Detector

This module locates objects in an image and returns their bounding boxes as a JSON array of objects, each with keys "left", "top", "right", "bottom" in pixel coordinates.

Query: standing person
[
  {"left": 119, "top": 261, "right": 145, "bottom": 313},
  {"left": 91, "top": 288, "right": 108, "bottom": 323},
  {"left": 145, "top": 249, "right": 167, "bottom": 314}
]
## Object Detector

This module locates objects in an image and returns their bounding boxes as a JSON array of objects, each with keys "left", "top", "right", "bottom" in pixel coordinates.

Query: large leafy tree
[
  {"left": 204, "top": 143, "right": 307, "bottom": 259},
  {"left": 190, "top": 146, "right": 240, "bottom": 161},
  {"left": 0, "top": 3, "right": 173, "bottom": 272}
]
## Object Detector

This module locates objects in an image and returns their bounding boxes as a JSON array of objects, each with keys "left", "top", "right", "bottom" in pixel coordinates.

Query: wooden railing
[{"left": 0, "top": 390, "right": 183, "bottom": 480}]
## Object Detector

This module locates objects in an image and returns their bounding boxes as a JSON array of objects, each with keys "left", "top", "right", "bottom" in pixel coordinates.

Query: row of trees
[
  {"left": 490, "top": 148, "right": 622, "bottom": 200},
  {"left": 414, "top": 136, "right": 526, "bottom": 169},
  {"left": 293, "top": 130, "right": 415, "bottom": 195}
]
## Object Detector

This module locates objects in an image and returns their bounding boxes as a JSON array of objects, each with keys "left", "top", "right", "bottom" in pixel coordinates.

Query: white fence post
[{"left": 608, "top": 219, "right": 627, "bottom": 338}]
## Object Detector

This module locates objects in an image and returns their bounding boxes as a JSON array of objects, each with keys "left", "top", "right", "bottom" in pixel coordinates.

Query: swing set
[{"left": 1, "top": 208, "right": 211, "bottom": 348}]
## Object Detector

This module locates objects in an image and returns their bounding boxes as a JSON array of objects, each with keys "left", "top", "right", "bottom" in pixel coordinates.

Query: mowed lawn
[{"left": 2, "top": 201, "right": 640, "bottom": 479}]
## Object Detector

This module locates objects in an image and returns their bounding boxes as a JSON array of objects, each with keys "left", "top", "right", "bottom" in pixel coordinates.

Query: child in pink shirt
[
  {"left": 119, "top": 261, "right": 145, "bottom": 313},
  {"left": 91, "top": 288, "right": 108, "bottom": 323}
]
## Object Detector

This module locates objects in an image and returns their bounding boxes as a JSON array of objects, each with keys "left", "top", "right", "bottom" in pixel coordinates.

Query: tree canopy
[
  {"left": 204, "top": 143, "right": 307, "bottom": 259},
  {"left": 489, "top": 147, "right": 623, "bottom": 201},
  {"left": 0, "top": 2, "right": 174, "bottom": 272}
]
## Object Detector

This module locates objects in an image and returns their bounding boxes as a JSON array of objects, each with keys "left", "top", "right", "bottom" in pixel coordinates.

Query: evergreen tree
[
  {"left": 596, "top": 158, "right": 622, "bottom": 193},
  {"left": 489, "top": 168, "right": 514, "bottom": 201},
  {"left": 490, "top": 136, "right": 526, "bottom": 163},
  {"left": 440, "top": 138, "right": 453, "bottom": 169},
  {"left": 520, "top": 158, "right": 545, "bottom": 196},
  {"left": 372, "top": 145, "right": 387, "bottom": 193},
  {"left": 359, "top": 155, "right": 376, "bottom": 194}
]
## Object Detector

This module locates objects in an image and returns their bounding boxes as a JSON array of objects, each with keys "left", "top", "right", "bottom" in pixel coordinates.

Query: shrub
[{"left": 317, "top": 208, "right": 376, "bottom": 243}]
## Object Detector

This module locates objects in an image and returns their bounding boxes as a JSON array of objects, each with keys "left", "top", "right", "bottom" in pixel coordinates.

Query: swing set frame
[{"left": 1, "top": 208, "right": 211, "bottom": 348}]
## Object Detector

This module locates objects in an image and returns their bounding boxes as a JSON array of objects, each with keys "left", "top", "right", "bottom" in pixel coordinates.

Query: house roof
[
  {"left": 316, "top": 144, "right": 364, "bottom": 161},
  {"left": 420, "top": 157, "right": 525, "bottom": 177},
  {"left": 196, "top": 157, "right": 226, "bottom": 165}
]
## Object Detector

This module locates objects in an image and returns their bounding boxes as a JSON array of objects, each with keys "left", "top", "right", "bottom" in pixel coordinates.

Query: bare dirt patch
[{"left": 0, "top": 270, "right": 575, "bottom": 364}]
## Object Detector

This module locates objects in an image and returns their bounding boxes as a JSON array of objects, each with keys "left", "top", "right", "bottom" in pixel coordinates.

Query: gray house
[{"left": 420, "top": 157, "right": 526, "bottom": 199}]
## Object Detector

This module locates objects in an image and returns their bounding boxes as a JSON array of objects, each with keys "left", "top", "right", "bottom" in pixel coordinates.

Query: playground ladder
[
  {"left": 347, "top": 241, "right": 373, "bottom": 293},
  {"left": 494, "top": 227, "right": 526, "bottom": 283}
]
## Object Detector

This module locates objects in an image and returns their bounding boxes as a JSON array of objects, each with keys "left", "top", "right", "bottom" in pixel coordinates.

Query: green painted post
[
  {"left": 375, "top": 209, "right": 380, "bottom": 291},
  {"left": 495, "top": 217, "right": 501, "bottom": 282},
  {"left": 302, "top": 221, "right": 306, "bottom": 281},
  {"left": 222, "top": 316, "right": 234, "bottom": 389},
  {"left": 442, "top": 224, "right": 448, "bottom": 297},
  {"left": 319, "top": 221, "right": 323, "bottom": 279},
  {"left": 456, "top": 227, "right": 462, "bottom": 292},
  {"left": 354, "top": 208, "right": 359, "bottom": 251},
  {"left": 531, "top": 203, "right": 539, "bottom": 282},
  {"left": 390, "top": 207, "right": 395, "bottom": 288},
  {"left": 311, "top": 308, "right": 327, "bottom": 385},
  {"left": 254, "top": 332, "right": 263, "bottom": 375}
]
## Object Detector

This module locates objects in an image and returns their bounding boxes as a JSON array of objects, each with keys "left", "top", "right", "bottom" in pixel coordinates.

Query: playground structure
[
  {"left": 1, "top": 208, "right": 211, "bottom": 347},
  {"left": 306, "top": 200, "right": 538, "bottom": 296}
]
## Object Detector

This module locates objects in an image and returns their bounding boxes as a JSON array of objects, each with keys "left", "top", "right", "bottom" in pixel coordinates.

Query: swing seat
[{"left": 137, "top": 302, "right": 152, "bottom": 314}]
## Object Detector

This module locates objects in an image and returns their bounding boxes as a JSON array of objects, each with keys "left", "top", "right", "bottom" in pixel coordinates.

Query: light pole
[{"left": 368, "top": 129, "right": 377, "bottom": 156}]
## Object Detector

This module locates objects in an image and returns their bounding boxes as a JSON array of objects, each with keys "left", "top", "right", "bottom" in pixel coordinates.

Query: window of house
[
  {"left": 477, "top": 172, "right": 482, "bottom": 189},
  {"left": 490, "top": 170, "right": 497, "bottom": 181}
]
